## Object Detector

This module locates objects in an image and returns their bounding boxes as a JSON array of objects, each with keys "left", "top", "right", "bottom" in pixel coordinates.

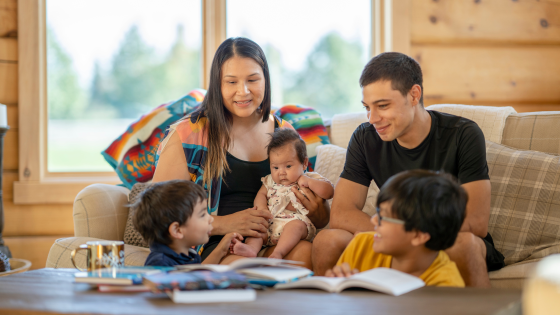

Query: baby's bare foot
[{"left": 232, "top": 242, "right": 259, "bottom": 258}]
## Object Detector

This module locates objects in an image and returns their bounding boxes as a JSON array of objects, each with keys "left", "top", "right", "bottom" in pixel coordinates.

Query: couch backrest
[
  {"left": 328, "top": 108, "right": 560, "bottom": 156},
  {"left": 502, "top": 112, "right": 560, "bottom": 155}
]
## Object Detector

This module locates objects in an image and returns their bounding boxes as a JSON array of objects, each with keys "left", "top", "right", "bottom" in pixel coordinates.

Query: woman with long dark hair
[{"left": 153, "top": 37, "right": 329, "bottom": 267}]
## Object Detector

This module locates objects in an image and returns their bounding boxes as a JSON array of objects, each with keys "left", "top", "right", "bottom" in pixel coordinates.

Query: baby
[{"left": 232, "top": 128, "right": 334, "bottom": 259}]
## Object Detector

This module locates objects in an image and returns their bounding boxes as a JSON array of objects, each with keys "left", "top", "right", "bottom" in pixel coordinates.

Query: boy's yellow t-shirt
[{"left": 336, "top": 232, "right": 465, "bottom": 287}]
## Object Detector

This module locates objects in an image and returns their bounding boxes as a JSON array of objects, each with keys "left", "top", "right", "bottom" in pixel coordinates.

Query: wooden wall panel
[
  {"left": 4, "top": 236, "right": 71, "bottom": 270},
  {"left": 2, "top": 169, "right": 16, "bottom": 200},
  {"left": 0, "top": 63, "right": 17, "bottom": 104},
  {"left": 6, "top": 104, "right": 16, "bottom": 127},
  {"left": 413, "top": 45, "right": 560, "bottom": 105},
  {"left": 0, "top": 37, "right": 16, "bottom": 61},
  {"left": 4, "top": 128, "right": 16, "bottom": 170},
  {"left": 3, "top": 201, "right": 74, "bottom": 236},
  {"left": 0, "top": 0, "right": 17, "bottom": 38},
  {"left": 411, "top": 0, "right": 560, "bottom": 45}
]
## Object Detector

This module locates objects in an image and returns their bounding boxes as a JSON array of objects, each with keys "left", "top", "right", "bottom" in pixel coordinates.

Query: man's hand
[
  {"left": 325, "top": 263, "right": 359, "bottom": 278},
  {"left": 292, "top": 186, "right": 330, "bottom": 229}
]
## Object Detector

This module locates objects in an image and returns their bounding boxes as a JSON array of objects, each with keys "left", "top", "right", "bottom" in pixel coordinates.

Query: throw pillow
[
  {"left": 275, "top": 104, "right": 330, "bottom": 172},
  {"left": 314, "top": 144, "right": 379, "bottom": 225},
  {"left": 486, "top": 140, "right": 560, "bottom": 265},
  {"left": 102, "top": 89, "right": 206, "bottom": 189},
  {"left": 123, "top": 182, "right": 152, "bottom": 248}
]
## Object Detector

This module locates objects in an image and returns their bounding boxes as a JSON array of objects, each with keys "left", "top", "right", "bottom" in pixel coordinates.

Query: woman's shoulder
[{"left": 171, "top": 110, "right": 208, "bottom": 145}]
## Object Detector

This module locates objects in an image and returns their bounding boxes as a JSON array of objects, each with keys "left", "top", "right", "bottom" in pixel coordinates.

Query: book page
[
  {"left": 275, "top": 276, "right": 346, "bottom": 292},
  {"left": 345, "top": 268, "right": 425, "bottom": 296},
  {"left": 229, "top": 257, "right": 302, "bottom": 270},
  {"left": 238, "top": 267, "right": 312, "bottom": 281}
]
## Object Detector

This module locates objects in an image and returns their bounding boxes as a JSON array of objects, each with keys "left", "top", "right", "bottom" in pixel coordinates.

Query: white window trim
[{"left": 15, "top": 0, "right": 408, "bottom": 204}]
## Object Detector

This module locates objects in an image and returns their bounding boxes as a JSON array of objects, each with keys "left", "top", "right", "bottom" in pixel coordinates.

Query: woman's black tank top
[{"left": 204, "top": 118, "right": 278, "bottom": 247}]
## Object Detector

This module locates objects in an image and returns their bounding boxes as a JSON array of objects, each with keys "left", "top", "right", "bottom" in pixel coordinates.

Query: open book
[
  {"left": 176, "top": 257, "right": 303, "bottom": 272},
  {"left": 274, "top": 267, "right": 425, "bottom": 296}
]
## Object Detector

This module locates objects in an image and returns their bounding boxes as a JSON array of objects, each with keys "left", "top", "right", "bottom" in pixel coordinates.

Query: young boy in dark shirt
[{"left": 132, "top": 180, "right": 242, "bottom": 266}]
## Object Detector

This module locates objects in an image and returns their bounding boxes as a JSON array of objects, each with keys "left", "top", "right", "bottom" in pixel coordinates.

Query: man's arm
[
  {"left": 330, "top": 178, "right": 374, "bottom": 233},
  {"left": 461, "top": 179, "right": 491, "bottom": 238}
]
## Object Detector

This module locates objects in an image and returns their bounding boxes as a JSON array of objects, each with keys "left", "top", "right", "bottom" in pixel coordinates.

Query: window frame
[{"left": 15, "top": 0, "right": 409, "bottom": 204}]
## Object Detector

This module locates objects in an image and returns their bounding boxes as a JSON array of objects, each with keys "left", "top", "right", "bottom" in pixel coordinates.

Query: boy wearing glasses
[{"left": 325, "top": 170, "right": 466, "bottom": 287}]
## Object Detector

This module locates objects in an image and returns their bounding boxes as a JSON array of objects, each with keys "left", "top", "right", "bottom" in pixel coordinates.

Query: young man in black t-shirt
[{"left": 311, "top": 52, "right": 504, "bottom": 287}]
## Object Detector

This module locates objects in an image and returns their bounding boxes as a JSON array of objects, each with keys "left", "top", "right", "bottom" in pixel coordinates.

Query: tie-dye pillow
[
  {"left": 103, "top": 95, "right": 328, "bottom": 188},
  {"left": 102, "top": 89, "right": 206, "bottom": 188}
]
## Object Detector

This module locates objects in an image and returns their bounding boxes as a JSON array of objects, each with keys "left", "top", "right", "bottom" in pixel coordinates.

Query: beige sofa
[{"left": 47, "top": 105, "right": 560, "bottom": 289}]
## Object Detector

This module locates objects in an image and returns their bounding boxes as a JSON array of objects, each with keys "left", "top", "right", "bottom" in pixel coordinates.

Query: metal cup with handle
[{"left": 70, "top": 241, "right": 125, "bottom": 272}]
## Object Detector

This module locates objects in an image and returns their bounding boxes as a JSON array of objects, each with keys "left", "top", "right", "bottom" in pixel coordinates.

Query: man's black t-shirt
[{"left": 340, "top": 110, "right": 490, "bottom": 188}]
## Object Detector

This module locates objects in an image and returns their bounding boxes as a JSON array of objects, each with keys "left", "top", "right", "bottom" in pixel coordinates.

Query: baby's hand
[{"left": 297, "top": 175, "right": 310, "bottom": 188}]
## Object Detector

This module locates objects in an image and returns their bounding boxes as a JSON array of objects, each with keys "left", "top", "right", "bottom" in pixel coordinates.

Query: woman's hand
[
  {"left": 291, "top": 186, "right": 330, "bottom": 229},
  {"left": 213, "top": 207, "right": 273, "bottom": 238},
  {"left": 325, "top": 263, "right": 359, "bottom": 278}
]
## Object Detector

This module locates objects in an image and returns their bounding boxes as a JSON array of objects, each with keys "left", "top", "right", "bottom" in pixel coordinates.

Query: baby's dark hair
[
  {"left": 132, "top": 180, "right": 206, "bottom": 245},
  {"left": 267, "top": 128, "right": 307, "bottom": 164},
  {"left": 376, "top": 170, "right": 467, "bottom": 251}
]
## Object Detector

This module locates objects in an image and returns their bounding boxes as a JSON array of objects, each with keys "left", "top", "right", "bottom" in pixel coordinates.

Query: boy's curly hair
[{"left": 132, "top": 180, "right": 206, "bottom": 245}]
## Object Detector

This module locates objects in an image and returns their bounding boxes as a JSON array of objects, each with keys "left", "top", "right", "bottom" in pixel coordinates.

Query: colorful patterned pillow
[
  {"left": 102, "top": 89, "right": 206, "bottom": 188},
  {"left": 275, "top": 104, "right": 330, "bottom": 171}
]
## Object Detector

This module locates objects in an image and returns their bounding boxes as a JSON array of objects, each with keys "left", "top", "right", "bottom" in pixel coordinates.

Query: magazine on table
[
  {"left": 274, "top": 267, "right": 425, "bottom": 296},
  {"left": 143, "top": 270, "right": 256, "bottom": 303},
  {"left": 74, "top": 266, "right": 174, "bottom": 285}
]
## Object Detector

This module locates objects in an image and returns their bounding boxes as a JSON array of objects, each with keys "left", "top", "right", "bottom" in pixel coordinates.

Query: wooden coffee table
[{"left": 0, "top": 269, "right": 521, "bottom": 315}]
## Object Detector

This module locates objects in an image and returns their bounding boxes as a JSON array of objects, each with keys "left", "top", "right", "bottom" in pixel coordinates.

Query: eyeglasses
[{"left": 375, "top": 207, "right": 405, "bottom": 226}]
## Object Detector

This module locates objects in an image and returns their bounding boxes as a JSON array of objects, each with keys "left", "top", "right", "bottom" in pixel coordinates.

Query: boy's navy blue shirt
[{"left": 144, "top": 242, "right": 202, "bottom": 267}]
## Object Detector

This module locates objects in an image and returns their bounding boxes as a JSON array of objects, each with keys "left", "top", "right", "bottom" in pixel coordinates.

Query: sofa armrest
[{"left": 73, "top": 184, "right": 131, "bottom": 240}]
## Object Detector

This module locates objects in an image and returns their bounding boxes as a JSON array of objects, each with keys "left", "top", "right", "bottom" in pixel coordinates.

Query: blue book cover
[
  {"left": 143, "top": 271, "right": 249, "bottom": 292},
  {"left": 74, "top": 266, "right": 175, "bottom": 285}
]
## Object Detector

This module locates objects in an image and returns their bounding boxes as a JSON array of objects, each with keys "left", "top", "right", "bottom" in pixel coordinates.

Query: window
[
  {"left": 227, "top": 0, "right": 371, "bottom": 118},
  {"left": 17, "top": 0, "right": 406, "bottom": 204},
  {"left": 46, "top": 0, "right": 202, "bottom": 172}
]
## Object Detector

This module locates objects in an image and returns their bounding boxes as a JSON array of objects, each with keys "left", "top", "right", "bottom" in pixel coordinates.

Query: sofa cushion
[
  {"left": 502, "top": 111, "right": 560, "bottom": 155},
  {"left": 46, "top": 237, "right": 149, "bottom": 269},
  {"left": 489, "top": 260, "right": 538, "bottom": 289},
  {"left": 314, "top": 144, "right": 379, "bottom": 221},
  {"left": 123, "top": 182, "right": 152, "bottom": 248},
  {"left": 426, "top": 104, "right": 515, "bottom": 143},
  {"left": 486, "top": 140, "right": 560, "bottom": 265},
  {"left": 73, "top": 184, "right": 131, "bottom": 240}
]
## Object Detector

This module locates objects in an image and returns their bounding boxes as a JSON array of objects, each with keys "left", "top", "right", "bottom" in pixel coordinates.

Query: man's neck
[
  {"left": 390, "top": 247, "right": 439, "bottom": 278},
  {"left": 396, "top": 108, "right": 432, "bottom": 149}
]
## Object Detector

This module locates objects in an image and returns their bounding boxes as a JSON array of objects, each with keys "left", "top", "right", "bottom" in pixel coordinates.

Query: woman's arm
[{"left": 152, "top": 131, "right": 191, "bottom": 183}]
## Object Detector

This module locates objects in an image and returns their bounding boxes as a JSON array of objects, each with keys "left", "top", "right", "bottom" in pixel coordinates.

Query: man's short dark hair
[
  {"left": 360, "top": 52, "right": 424, "bottom": 106},
  {"left": 132, "top": 180, "right": 206, "bottom": 245},
  {"left": 267, "top": 128, "right": 307, "bottom": 164},
  {"left": 376, "top": 170, "right": 467, "bottom": 251}
]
